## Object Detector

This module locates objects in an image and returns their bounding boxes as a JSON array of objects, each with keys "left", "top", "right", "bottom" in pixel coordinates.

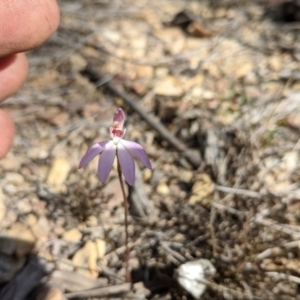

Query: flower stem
[{"left": 117, "top": 158, "right": 131, "bottom": 283}]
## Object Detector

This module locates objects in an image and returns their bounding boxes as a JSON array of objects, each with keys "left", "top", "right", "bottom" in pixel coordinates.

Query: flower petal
[
  {"left": 117, "top": 143, "right": 135, "bottom": 186},
  {"left": 78, "top": 142, "right": 105, "bottom": 169},
  {"left": 120, "top": 140, "right": 152, "bottom": 169},
  {"left": 98, "top": 141, "right": 116, "bottom": 184},
  {"left": 113, "top": 108, "right": 125, "bottom": 128}
]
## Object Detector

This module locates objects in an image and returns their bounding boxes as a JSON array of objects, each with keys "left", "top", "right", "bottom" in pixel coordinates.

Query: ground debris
[{"left": 1, "top": 0, "right": 300, "bottom": 299}]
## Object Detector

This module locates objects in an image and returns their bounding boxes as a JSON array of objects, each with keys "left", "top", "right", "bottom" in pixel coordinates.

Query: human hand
[{"left": 0, "top": 0, "right": 60, "bottom": 158}]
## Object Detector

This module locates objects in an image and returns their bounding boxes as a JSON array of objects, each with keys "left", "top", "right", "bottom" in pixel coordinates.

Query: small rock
[
  {"left": 260, "top": 259, "right": 277, "bottom": 272},
  {"left": 234, "top": 61, "right": 254, "bottom": 79},
  {"left": 0, "top": 222, "right": 36, "bottom": 256},
  {"left": 82, "top": 103, "right": 102, "bottom": 118},
  {"left": 155, "top": 76, "right": 183, "bottom": 97},
  {"left": 0, "top": 209, "right": 17, "bottom": 228},
  {"left": 175, "top": 259, "right": 216, "bottom": 300},
  {"left": 268, "top": 55, "right": 282, "bottom": 72},
  {"left": 155, "top": 67, "right": 169, "bottom": 78},
  {"left": 287, "top": 113, "right": 300, "bottom": 128},
  {"left": 50, "top": 112, "right": 69, "bottom": 127},
  {"left": 180, "top": 170, "right": 193, "bottom": 183},
  {"left": 86, "top": 215, "right": 98, "bottom": 227},
  {"left": 0, "top": 188, "right": 7, "bottom": 224},
  {"left": 36, "top": 286, "right": 65, "bottom": 300},
  {"left": 132, "top": 282, "right": 151, "bottom": 298},
  {"left": 28, "top": 148, "right": 49, "bottom": 160},
  {"left": 279, "top": 69, "right": 300, "bottom": 81},
  {"left": 53, "top": 226, "right": 65, "bottom": 237},
  {"left": 95, "top": 239, "right": 106, "bottom": 259},
  {"left": 69, "top": 53, "right": 87, "bottom": 72},
  {"left": 37, "top": 216, "right": 50, "bottom": 236},
  {"left": 187, "top": 21, "right": 214, "bottom": 38},
  {"left": 143, "top": 169, "right": 152, "bottom": 182},
  {"left": 56, "top": 258, "right": 74, "bottom": 272},
  {"left": 30, "top": 223, "right": 49, "bottom": 247},
  {"left": 131, "top": 82, "right": 148, "bottom": 95},
  {"left": 134, "top": 65, "right": 153, "bottom": 80},
  {"left": 282, "top": 151, "right": 298, "bottom": 172},
  {"left": 247, "top": 4, "right": 263, "bottom": 20},
  {"left": 25, "top": 214, "right": 37, "bottom": 226},
  {"left": 155, "top": 28, "right": 185, "bottom": 54},
  {"left": 102, "top": 28, "right": 121, "bottom": 43},
  {"left": 172, "top": 233, "right": 186, "bottom": 243},
  {"left": 30, "top": 70, "right": 59, "bottom": 87},
  {"left": 16, "top": 198, "right": 32, "bottom": 214},
  {"left": 47, "top": 155, "right": 71, "bottom": 192},
  {"left": 4, "top": 172, "right": 24, "bottom": 185},
  {"left": 62, "top": 228, "right": 82, "bottom": 242},
  {"left": 72, "top": 240, "right": 100, "bottom": 278},
  {"left": 3, "top": 184, "right": 17, "bottom": 195},
  {"left": 191, "top": 87, "right": 214, "bottom": 100},
  {"left": 156, "top": 182, "right": 170, "bottom": 195},
  {"left": 188, "top": 174, "right": 214, "bottom": 207},
  {"left": 0, "top": 152, "right": 22, "bottom": 171}
]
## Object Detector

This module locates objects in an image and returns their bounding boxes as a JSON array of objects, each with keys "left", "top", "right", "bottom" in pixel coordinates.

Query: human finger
[
  {"left": 0, "top": 0, "right": 60, "bottom": 57},
  {"left": 0, "top": 110, "right": 15, "bottom": 159},
  {"left": 0, "top": 53, "right": 28, "bottom": 102}
]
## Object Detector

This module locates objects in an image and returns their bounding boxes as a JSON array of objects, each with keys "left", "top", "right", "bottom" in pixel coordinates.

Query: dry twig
[{"left": 65, "top": 283, "right": 131, "bottom": 299}]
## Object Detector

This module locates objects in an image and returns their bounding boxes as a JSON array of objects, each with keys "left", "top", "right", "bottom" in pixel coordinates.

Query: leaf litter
[{"left": 1, "top": 0, "right": 300, "bottom": 299}]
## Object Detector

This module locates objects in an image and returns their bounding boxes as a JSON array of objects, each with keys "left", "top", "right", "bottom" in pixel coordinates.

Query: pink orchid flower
[{"left": 79, "top": 108, "right": 151, "bottom": 186}]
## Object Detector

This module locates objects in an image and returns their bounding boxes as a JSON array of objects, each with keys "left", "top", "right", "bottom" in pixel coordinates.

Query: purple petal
[
  {"left": 98, "top": 141, "right": 116, "bottom": 184},
  {"left": 120, "top": 140, "right": 152, "bottom": 169},
  {"left": 78, "top": 142, "right": 106, "bottom": 169},
  {"left": 113, "top": 108, "right": 125, "bottom": 128},
  {"left": 117, "top": 143, "right": 135, "bottom": 186}
]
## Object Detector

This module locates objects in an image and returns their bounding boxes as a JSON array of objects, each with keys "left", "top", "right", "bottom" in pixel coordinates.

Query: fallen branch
[{"left": 64, "top": 283, "right": 131, "bottom": 299}]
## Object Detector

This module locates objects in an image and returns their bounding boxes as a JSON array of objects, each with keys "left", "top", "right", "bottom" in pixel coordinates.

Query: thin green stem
[{"left": 117, "top": 158, "right": 131, "bottom": 283}]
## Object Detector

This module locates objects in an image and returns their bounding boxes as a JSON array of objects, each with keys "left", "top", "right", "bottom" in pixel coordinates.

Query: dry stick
[
  {"left": 214, "top": 185, "right": 263, "bottom": 198},
  {"left": 197, "top": 277, "right": 262, "bottom": 300},
  {"left": 65, "top": 283, "right": 131, "bottom": 299},
  {"left": 81, "top": 66, "right": 201, "bottom": 169},
  {"left": 266, "top": 272, "right": 300, "bottom": 285},
  {"left": 117, "top": 159, "right": 130, "bottom": 283},
  {"left": 160, "top": 242, "right": 186, "bottom": 263}
]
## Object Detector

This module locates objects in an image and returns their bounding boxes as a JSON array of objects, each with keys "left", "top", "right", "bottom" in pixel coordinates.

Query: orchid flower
[{"left": 79, "top": 108, "right": 151, "bottom": 186}]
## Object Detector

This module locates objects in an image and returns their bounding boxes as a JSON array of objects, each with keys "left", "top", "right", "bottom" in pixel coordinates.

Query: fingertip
[
  {"left": 0, "top": 53, "right": 28, "bottom": 102},
  {"left": 0, "top": 110, "right": 15, "bottom": 159},
  {"left": 0, "top": 0, "right": 60, "bottom": 56}
]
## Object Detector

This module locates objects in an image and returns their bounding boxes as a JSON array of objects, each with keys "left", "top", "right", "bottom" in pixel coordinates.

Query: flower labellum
[{"left": 79, "top": 108, "right": 152, "bottom": 186}]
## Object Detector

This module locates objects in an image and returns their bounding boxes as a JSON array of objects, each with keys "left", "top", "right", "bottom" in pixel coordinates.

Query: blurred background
[{"left": 1, "top": 0, "right": 300, "bottom": 299}]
